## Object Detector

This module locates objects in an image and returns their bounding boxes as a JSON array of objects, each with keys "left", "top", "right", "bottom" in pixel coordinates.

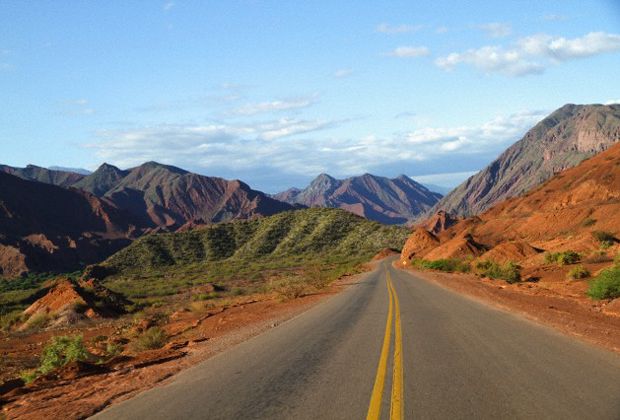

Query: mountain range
[
  {"left": 274, "top": 173, "right": 442, "bottom": 224},
  {"left": 432, "top": 104, "right": 620, "bottom": 216}
]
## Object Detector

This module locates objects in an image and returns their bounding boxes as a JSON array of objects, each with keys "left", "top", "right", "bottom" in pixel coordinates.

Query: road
[{"left": 93, "top": 258, "right": 620, "bottom": 419}]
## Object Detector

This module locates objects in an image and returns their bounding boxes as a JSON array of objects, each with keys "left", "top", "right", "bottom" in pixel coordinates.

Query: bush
[
  {"left": 132, "top": 327, "right": 167, "bottom": 351},
  {"left": 21, "top": 335, "right": 90, "bottom": 383},
  {"left": 0, "top": 310, "right": 24, "bottom": 332},
  {"left": 587, "top": 266, "right": 620, "bottom": 300},
  {"left": 615, "top": 254, "right": 620, "bottom": 267},
  {"left": 475, "top": 260, "right": 521, "bottom": 284},
  {"left": 269, "top": 277, "right": 309, "bottom": 300},
  {"left": 26, "top": 312, "right": 50, "bottom": 330},
  {"left": 411, "top": 258, "right": 471, "bottom": 273},
  {"left": 567, "top": 265, "right": 590, "bottom": 280},
  {"left": 592, "top": 231, "right": 617, "bottom": 248},
  {"left": 582, "top": 217, "right": 596, "bottom": 227},
  {"left": 545, "top": 251, "right": 580, "bottom": 266}
]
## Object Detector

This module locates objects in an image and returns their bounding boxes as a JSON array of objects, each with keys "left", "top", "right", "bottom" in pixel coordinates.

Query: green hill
[{"left": 94, "top": 208, "right": 409, "bottom": 301}]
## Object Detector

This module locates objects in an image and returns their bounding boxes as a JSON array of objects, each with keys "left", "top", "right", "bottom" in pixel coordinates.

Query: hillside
[
  {"left": 402, "top": 141, "right": 620, "bottom": 284},
  {"left": 274, "top": 173, "right": 442, "bottom": 224},
  {"left": 99, "top": 207, "right": 409, "bottom": 275},
  {"left": 432, "top": 104, "right": 620, "bottom": 216},
  {"left": 0, "top": 172, "right": 143, "bottom": 277},
  {"left": 75, "top": 162, "right": 298, "bottom": 228},
  {"left": 0, "top": 164, "right": 85, "bottom": 188}
]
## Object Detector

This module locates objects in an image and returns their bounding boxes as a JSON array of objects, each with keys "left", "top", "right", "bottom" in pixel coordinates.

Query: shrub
[
  {"left": 132, "top": 327, "right": 167, "bottom": 351},
  {"left": 21, "top": 335, "right": 90, "bottom": 383},
  {"left": 105, "top": 342, "right": 123, "bottom": 357},
  {"left": 567, "top": 265, "right": 590, "bottom": 280},
  {"left": 26, "top": 312, "right": 50, "bottom": 330},
  {"left": 545, "top": 251, "right": 580, "bottom": 266},
  {"left": 475, "top": 260, "right": 521, "bottom": 284},
  {"left": 411, "top": 258, "right": 471, "bottom": 273},
  {"left": 582, "top": 217, "right": 596, "bottom": 227},
  {"left": 587, "top": 266, "right": 620, "bottom": 300},
  {"left": 0, "top": 310, "right": 24, "bottom": 332},
  {"left": 592, "top": 231, "right": 616, "bottom": 248},
  {"left": 585, "top": 250, "right": 611, "bottom": 264},
  {"left": 615, "top": 254, "right": 620, "bottom": 267},
  {"left": 269, "top": 277, "right": 309, "bottom": 300}
]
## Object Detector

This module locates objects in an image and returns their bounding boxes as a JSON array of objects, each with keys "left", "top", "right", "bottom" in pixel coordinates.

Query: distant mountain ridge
[
  {"left": 274, "top": 173, "right": 442, "bottom": 225},
  {"left": 432, "top": 104, "right": 620, "bottom": 216},
  {"left": 0, "top": 171, "right": 141, "bottom": 277}
]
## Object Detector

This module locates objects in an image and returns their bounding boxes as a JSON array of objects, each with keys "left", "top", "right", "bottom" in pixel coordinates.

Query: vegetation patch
[
  {"left": 410, "top": 258, "right": 471, "bottom": 273},
  {"left": 567, "top": 265, "right": 590, "bottom": 280},
  {"left": 21, "top": 335, "right": 90, "bottom": 384},
  {"left": 544, "top": 250, "right": 581, "bottom": 266},
  {"left": 132, "top": 327, "right": 167, "bottom": 351},
  {"left": 592, "top": 231, "right": 617, "bottom": 248},
  {"left": 474, "top": 260, "right": 521, "bottom": 284},
  {"left": 587, "top": 266, "right": 620, "bottom": 300}
]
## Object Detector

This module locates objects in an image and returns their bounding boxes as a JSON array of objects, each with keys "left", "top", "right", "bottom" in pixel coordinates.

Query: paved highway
[{"left": 94, "top": 259, "right": 620, "bottom": 419}]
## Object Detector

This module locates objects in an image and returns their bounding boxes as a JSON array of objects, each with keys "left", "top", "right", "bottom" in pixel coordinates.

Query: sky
[{"left": 1, "top": 0, "right": 620, "bottom": 193}]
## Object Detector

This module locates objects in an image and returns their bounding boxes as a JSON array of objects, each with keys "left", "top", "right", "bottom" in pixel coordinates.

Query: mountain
[
  {"left": 48, "top": 166, "right": 92, "bottom": 175},
  {"left": 93, "top": 208, "right": 410, "bottom": 277},
  {"left": 402, "top": 141, "right": 620, "bottom": 264},
  {"left": 0, "top": 164, "right": 86, "bottom": 187},
  {"left": 432, "top": 104, "right": 620, "bottom": 216},
  {"left": 274, "top": 173, "right": 442, "bottom": 225},
  {"left": 0, "top": 172, "right": 143, "bottom": 278},
  {"left": 75, "top": 162, "right": 298, "bottom": 229}
]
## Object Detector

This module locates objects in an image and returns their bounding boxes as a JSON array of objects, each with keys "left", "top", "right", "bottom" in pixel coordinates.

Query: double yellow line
[{"left": 366, "top": 267, "right": 404, "bottom": 420}]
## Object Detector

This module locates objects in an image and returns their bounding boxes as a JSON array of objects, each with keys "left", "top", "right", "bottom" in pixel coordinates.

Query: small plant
[
  {"left": 615, "top": 253, "right": 620, "bottom": 267},
  {"left": 21, "top": 335, "right": 90, "bottom": 383},
  {"left": 545, "top": 251, "right": 580, "bottom": 266},
  {"left": 587, "top": 266, "right": 620, "bottom": 300},
  {"left": 105, "top": 341, "right": 123, "bottom": 357},
  {"left": 475, "top": 260, "right": 521, "bottom": 284},
  {"left": 592, "top": 231, "right": 617, "bottom": 248},
  {"left": 132, "top": 327, "right": 167, "bottom": 351},
  {"left": 411, "top": 258, "right": 471, "bottom": 273},
  {"left": 0, "top": 310, "right": 24, "bottom": 332},
  {"left": 567, "top": 265, "right": 590, "bottom": 280},
  {"left": 25, "top": 312, "right": 50, "bottom": 330},
  {"left": 582, "top": 217, "right": 596, "bottom": 227}
]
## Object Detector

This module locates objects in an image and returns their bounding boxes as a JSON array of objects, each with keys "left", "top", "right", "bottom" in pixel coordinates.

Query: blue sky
[{"left": 1, "top": 0, "right": 619, "bottom": 192}]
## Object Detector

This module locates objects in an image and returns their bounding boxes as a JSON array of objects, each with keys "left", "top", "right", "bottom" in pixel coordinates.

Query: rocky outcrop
[{"left": 432, "top": 104, "right": 620, "bottom": 216}]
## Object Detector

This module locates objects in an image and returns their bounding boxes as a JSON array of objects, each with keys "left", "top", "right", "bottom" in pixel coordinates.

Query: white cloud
[
  {"left": 605, "top": 99, "right": 620, "bottom": 105},
  {"left": 376, "top": 23, "right": 422, "bottom": 34},
  {"left": 334, "top": 68, "right": 353, "bottom": 78},
  {"left": 163, "top": 1, "right": 175, "bottom": 11},
  {"left": 386, "top": 46, "right": 430, "bottom": 58},
  {"left": 88, "top": 110, "right": 545, "bottom": 179},
  {"left": 436, "top": 31, "right": 620, "bottom": 76},
  {"left": 230, "top": 96, "right": 317, "bottom": 116},
  {"left": 478, "top": 22, "right": 512, "bottom": 38},
  {"left": 435, "top": 26, "right": 449, "bottom": 34}
]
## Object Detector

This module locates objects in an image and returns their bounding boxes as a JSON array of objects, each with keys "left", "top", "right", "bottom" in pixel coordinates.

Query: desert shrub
[
  {"left": 21, "top": 335, "right": 90, "bottom": 384},
  {"left": 269, "top": 276, "right": 310, "bottom": 300},
  {"left": 26, "top": 312, "right": 50, "bottom": 330},
  {"left": 615, "top": 254, "right": 620, "bottom": 267},
  {"left": 105, "top": 342, "right": 123, "bottom": 357},
  {"left": 411, "top": 258, "right": 471, "bottom": 273},
  {"left": 582, "top": 217, "right": 596, "bottom": 227},
  {"left": 587, "top": 266, "right": 620, "bottom": 300},
  {"left": 567, "top": 265, "right": 590, "bottom": 280},
  {"left": 592, "top": 231, "right": 617, "bottom": 248},
  {"left": 545, "top": 251, "right": 580, "bottom": 266},
  {"left": 132, "top": 327, "right": 167, "bottom": 351},
  {"left": 475, "top": 260, "right": 521, "bottom": 284},
  {"left": 585, "top": 250, "right": 611, "bottom": 264},
  {"left": 192, "top": 292, "right": 218, "bottom": 301},
  {"left": 0, "top": 310, "right": 24, "bottom": 332}
]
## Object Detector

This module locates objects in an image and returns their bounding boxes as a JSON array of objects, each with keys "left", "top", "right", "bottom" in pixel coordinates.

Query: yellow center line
[
  {"left": 389, "top": 271, "right": 404, "bottom": 420},
  {"left": 366, "top": 266, "right": 394, "bottom": 420}
]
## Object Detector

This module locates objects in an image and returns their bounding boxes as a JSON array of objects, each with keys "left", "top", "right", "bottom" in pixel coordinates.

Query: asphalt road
[{"left": 93, "top": 258, "right": 620, "bottom": 419}]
